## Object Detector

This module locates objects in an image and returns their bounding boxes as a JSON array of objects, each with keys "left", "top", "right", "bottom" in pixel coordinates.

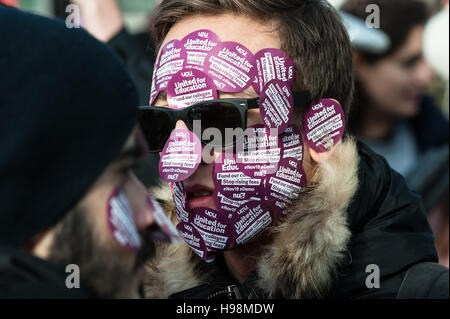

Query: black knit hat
[{"left": 0, "top": 6, "right": 139, "bottom": 248}]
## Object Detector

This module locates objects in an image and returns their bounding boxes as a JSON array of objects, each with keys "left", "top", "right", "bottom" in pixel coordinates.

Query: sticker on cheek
[
  {"left": 280, "top": 125, "right": 303, "bottom": 163},
  {"left": 166, "top": 68, "right": 217, "bottom": 109},
  {"left": 259, "top": 80, "right": 294, "bottom": 133},
  {"left": 213, "top": 153, "right": 263, "bottom": 214},
  {"left": 252, "top": 48, "right": 295, "bottom": 95},
  {"left": 235, "top": 124, "right": 282, "bottom": 179},
  {"left": 182, "top": 29, "right": 221, "bottom": 71},
  {"left": 171, "top": 181, "right": 190, "bottom": 223},
  {"left": 176, "top": 221, "right": 215, "bottom": 261},
  {"left": 228, "top": 200, "right": 273, "bottom": 246},
  {"left": 204, "top": 41, "right": 256, "bottom": 93},
  {"left": 155, "top": 39, "right": 187, "bottom": 92},
  {"left": 107, "top": 186, "right": 141, "bottom": 251},
  {"left": 303, "top": 99, "right": 345, "bottom": 153},
  {"left": 159, "top": 129, "right": 202, "bottom": 182},
  {"left": 264, "top": 158, "right": 306, "bottom": 216},
  {"left": 191, "top": 207, "right": 232, "bottom": 250}
]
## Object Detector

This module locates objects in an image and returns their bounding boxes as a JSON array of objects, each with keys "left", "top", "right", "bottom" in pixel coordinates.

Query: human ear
[{"left": 308, "top": 143, "right": 337, "bottom": 164}]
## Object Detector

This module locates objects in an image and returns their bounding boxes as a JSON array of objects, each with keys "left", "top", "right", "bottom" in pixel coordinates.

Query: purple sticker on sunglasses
[
  {"left": 280, "top": 125, "right": 303, "bottom": 163},
  {"left": 191, "top": 207, "right": 233, "bottom": 250},
  {"left": 235, "top": 124, "right": 281, "bottom": 179},
  {"left": 259, "top": 80, "right": 294, "bottom": 133},
  {"left": 182, "top": 29, "right": 221, "bottom": 71},
  {"left": 228, "top": 200, "right": 273, "bottom": 246},
  {"left": 303, "top": 99, "right": 345, "bottom": 153},
  {"left": 204, "top": 41, "right": 256, "bottom": 93},
  {"left": 159, "top": 129, "right": 202, "bottom": 182},
  {"left": 252, "top": 48, "right": 295, "bottom": 95},
  {"left": 155, "top": 39, "right": 187, "bottom": 92},
  {"left": 166, "top": 68, "right": 217, "bottom": 109},
  {"left": 213, "top": 152, "right": 263, "bottom": 214}
]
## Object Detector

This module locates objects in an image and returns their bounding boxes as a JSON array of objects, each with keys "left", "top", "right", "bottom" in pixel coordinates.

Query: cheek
[{"left": 247, "top": 109, "right": 263, "bottom": 127}]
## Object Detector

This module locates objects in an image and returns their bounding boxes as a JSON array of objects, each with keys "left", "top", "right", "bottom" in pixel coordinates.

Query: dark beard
[{"left": 47, "top": 206, "right": 155, "bottom": 298}]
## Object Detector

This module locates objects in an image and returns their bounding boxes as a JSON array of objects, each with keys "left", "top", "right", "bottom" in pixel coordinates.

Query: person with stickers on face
[
  {"left": 0, "top": 6, "right": 183, "bottom": 299},
  {"left": 139, "top": 0, "right": 448, "bottom": 299}
]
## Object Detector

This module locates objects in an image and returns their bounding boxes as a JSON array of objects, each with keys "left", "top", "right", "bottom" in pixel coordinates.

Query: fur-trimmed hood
[{"left": 143, "top": 138, "right": 359, "bottom": 298}]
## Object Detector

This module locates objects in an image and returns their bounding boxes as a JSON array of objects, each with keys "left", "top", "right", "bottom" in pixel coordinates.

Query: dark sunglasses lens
[
  {"left": 188, "top": 102, "right": 243, "bottom": 146},
  {"left": 139, "top": 109, "right": 172, "bottom": 151}
]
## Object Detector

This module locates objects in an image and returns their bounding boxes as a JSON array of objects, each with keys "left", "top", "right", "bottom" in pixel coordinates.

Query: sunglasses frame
[{"left": 139, "top": 90, "right": 311, "bottom": 152}]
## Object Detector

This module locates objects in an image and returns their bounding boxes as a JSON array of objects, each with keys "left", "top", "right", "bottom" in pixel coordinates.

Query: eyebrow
[{"left": 115, "top": 145, "right": 145, "bottom": 162}]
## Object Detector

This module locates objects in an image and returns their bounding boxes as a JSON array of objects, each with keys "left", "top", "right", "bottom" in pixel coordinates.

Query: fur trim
[{"left": 144, "top": 138, "right": 359, "bottom": 298}]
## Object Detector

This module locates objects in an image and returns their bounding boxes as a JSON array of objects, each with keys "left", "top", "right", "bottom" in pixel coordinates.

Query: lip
[{"left": 185, "top": 184, "right": 216, "bottom": 209}]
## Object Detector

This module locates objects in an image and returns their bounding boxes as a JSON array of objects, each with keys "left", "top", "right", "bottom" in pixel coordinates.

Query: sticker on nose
[
  {"left": 252, "top": 48, "right": 295, "bottom": 95},
  {"left": 204, "top": 41, "right": 256, "bottom": 93},
  {"left": 213, "top": 152, "right": 263, "bottom": 214},
  {"left": 191, "top": 207, "right": 232, "bottom": 250},
  {"left": 235, "top": 124, "right": 282, "bottom": 179},
  {"left": 166, "top": 68, "right": 217, "bottom": 109},
  {"left": 228, "top": 200, "right": 273, "bottom": 246},
  {"left": 259, "top": 80, "right": 294, "bottom": 133},
  {"left": 155, "top": 39, "right": 187, "bottom": 92},
  {"left": 107, "top": 186, "right": 141, "bottom": 251},
  {"left": 302, "top": 99, "right": 345, "bottom": 153},
  {"left": 159, "top": 129, "right": 202, "bottom": 182},
  {"left": 176, "top": 221, "right": 215, "bottom": 261},
  {"left": 181, "top": 29, "right": 221, "bottom": 71}
]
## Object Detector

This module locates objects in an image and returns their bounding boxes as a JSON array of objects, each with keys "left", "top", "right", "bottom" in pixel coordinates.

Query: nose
[
  {"left": 414, "top": 58, "right": 434, "bottom": 88},
  {"left": 175, "top": 119, "right": 189, "bottom": 131},
  {"left": 123, "top": 173, "right": 155, "bottom": 233}
]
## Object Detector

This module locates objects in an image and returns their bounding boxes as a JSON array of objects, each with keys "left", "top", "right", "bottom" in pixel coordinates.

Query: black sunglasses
[{"left": 139, "top": 91, "right": 310, "bottom": 152}]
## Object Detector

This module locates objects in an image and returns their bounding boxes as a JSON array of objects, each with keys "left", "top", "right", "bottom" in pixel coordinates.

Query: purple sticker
[
  {"left": 213, "top": 152, "right": 263, "bottom": 214},
  {"left": 228, "top": 200, "right": 273, "bottom": 246},
  {"left": 191, "top": 207, "right": 233, "bottom": 250},
  {"left": 235, "top": 125, "right": 282, "bottom": 179},
  {"left": 107, "top": 186, "right": 141, "bottom": 251},
  {"left": 171, "top": 181, "right": 190, "bottom": 223},
  {"left": 280, "top": 125, "right": 303, "bottom": 163},
  {"left": 264, "top": 158, "right": 306, "bottom": 216},
  {"left": 176, "top": 222, "right": 210, "bottom": 260},
  {"left": 259, "top": 80, "right": 294, "bottom": 133},
  {"left": 155, "top": 39, "right": 187, "bottom": 92},
  {"left": 252, "top": 48, "right": 295, "bottom": 95},
  {"left": 166, "top": 68, "right": 217, "bottom": 109},
  {"left": 204, "top": 41, "right": 256, "bottom": 93},
  {"left": 149, "top": 66, "right": 159, "bottom": 105},
  {"left": 303, "top": 99, "right": 345, "bottom": 153},
  {"left": 182, "top": 29, "right": 221, "bottom": 71},
  {"left": 159, "top": 129, "right": 202, "bottom": 182}
]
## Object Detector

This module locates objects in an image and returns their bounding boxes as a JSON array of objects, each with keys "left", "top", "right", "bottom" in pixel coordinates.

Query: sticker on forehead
[
  {"left": 171, "top": 182, "right": 190, "bottom": 223},
  {"left": 264, "top": 158, "right": 306, "bottom": 216},
  {"left": 213, "top": 152, "right": 263, "bottom": 214},
  {"left": 252, "top": 48, "right": 295, "bottom": 96},
  {"left": 182, "top": 29, "right": 221, "bottom": 71},
  {"left": 107, "top": 186, "right": 141, "bottom": 251},
  {"left": 235, "top": 124, "right": 281, "bottom": 179},
  {"left": 166, "top": 68, "right": 217, "bottom": 109},
  {"left": 176, "top": 222, "right": 212, "bottom": 261},
  {"left": 204, "top": 41, "right": 256, "bottom": 93},
  {"left": 280, "top": 125, "right": 303, "bottom": 163},
  {"left": 259, "top": 80, "right": 294, "bottom": 133},
  {"left": 149, "top": 66, "right": 159, "bottom": 105},
  {"left": 228, "top": 200, "right": 273, "bottom": 246},
  {"left": 303, "top": 99, "right": 345, "bottom": 153},
  {"left": 155, "top": 39, "right": 187, "bottom": 92},
  {"left": 159, "top": 129, "right": 202, "bottom": 182},
  {"left": 191, "top": 207, "right": 233, "bottom": 250}
]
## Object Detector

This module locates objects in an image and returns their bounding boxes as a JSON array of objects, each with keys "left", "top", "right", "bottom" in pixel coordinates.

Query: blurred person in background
[{"left": 342, "top": 0, "right": 449, "bottom": 267}]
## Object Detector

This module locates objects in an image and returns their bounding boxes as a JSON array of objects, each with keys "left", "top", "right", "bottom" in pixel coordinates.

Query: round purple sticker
[
  {"left": 259, "top": 80, "right": 294, "bottom": 133},
  {"left": 252, "top": 48, "right": 295, "bottom": 95},
  {"left": 235, "top": 125, "right": 282, "bottom": 179},
  {"left": 166, "top": 68, "right": 217, "bottom": 109},
  {"left": 182, "top": 29, "right": 221, "bottom": 71},
  {"left": 204, "top": 41, "right": 256, "bottom": 93},
  {"left": 228, "top": 200, "right": 273, "bottom": 246},
  {"left": 191, "top": 207, "right": 233, "bottom": 250},
  {"left": 213, "top": 152, "right": 263, "bottom": 214},
  {"left": 159, "top": 129, "right": 202, "bottom": 182},
  {"left": 171, "top": 181, "right": 190, "bottom": 223},
  {"left": 107, "top": 186, "right": 141, "bottom": 251},
  {"left": 176, "top": 221, "right": 210, "bottom": 260},
  {"left": 302, "top": 99, "right": 345, "bottom": 153},
  {"left": 280, "top": 125, "right": 303, "bottom": 163},
  {"left": 155, "top": 39, "right": 187, "bottom": 92}
]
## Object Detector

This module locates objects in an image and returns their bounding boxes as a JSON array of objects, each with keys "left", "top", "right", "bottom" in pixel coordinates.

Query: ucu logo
[
  {"left": 235, "top": 45, "right": 247, "bottom": 57},
  {"left": 181, "top": 71, "right": 194, "bottom": 77}
]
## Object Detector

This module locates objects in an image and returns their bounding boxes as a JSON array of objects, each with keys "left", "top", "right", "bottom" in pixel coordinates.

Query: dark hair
[{"left": 150, "top": 0, "right": 354, "bottom": 124}]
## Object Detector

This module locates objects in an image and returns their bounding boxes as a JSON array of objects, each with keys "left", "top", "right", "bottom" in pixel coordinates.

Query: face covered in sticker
[
  {"left": 148, "top": 14, "right": 344, "bottom": 261},
  {"left": 47, "top": 125, "right": 183, "bottom": 298}
]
